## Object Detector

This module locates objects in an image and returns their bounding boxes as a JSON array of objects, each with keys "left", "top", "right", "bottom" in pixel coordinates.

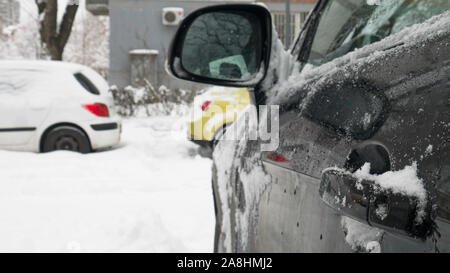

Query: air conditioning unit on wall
[{"left": 162, "top": 7, "right": 184, "bottom": 26}]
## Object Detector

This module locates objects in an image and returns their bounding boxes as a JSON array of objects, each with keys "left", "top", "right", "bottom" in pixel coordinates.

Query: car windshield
[{"left": 306, "top": 0, "right": 450, "bottom": 66}]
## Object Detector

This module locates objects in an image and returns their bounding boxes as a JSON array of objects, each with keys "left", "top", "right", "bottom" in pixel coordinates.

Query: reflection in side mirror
[
  {"left": 167, "top": 4, "right": 272, "bottom": 87},
  {"left": 319, "top": 169, "right": 430, "bottom": 239},
  {"left": 218, "top": 62, "right": 242, "bottom": 79}
]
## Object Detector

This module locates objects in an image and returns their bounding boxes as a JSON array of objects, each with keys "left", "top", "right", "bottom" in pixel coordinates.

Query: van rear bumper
[
  {"left": 90, "top": 122, "right": 119, "bottom": 131},
  {"left": 83, "top": 119, "right": 122, "bottom": 150}
]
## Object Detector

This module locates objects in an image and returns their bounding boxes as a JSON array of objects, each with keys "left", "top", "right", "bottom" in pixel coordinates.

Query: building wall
[
  {"left": 0, "top": 0, "right": 20, "bottom": 29},
  {"left": 109, "top": 0, "right": 316, "bottom": 91}
]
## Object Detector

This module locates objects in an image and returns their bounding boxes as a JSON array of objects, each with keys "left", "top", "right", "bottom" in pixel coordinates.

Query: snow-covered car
[
  {"left": 167, "top": 0, "right": 450, "bottom": 252},
  {"left": 0, "top": 61, "right": 121, "bottom": 153},
  {"left": 187, "top": 86, "right": 250, "bottom": 149}
]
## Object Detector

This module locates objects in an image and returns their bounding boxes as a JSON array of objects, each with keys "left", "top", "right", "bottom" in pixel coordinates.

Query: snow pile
[
  {"left": 354, "top": 162, "right": 427, "bottom": 223},
  {"left": 341, "top": 216, "right": 383, "bottom": 253},
  {"left": 0, "top": 115, "right": 214, "bottom": 252},
  {"left": 141, "top": 102, "right": 190, "bottom": 117}
]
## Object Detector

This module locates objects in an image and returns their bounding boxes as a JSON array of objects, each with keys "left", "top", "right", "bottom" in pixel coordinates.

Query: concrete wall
[
  {"left": 110, "top": 0, "right": 255, "bottom": 91},
  {"left": 109, "top": 0, "right": 316, "bottom": 91},
  {"left": 0, "top": 0, "right": 20, "bottom": 29}
]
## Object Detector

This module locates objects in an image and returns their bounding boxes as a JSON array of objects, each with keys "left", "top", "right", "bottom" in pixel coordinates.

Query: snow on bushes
[{"left": 110, "top": 83, "right": 195, "bottom": 117}]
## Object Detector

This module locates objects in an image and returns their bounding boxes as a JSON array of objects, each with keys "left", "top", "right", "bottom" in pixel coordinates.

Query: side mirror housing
[
  {"left": 302, "top": 81, "right": 390, "bottom": 140},
  {"left": 166, "top": 4, "right": 272, "bottom": 88}
]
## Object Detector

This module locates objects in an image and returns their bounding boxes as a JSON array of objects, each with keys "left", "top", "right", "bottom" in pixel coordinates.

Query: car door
[
  {"left": 249, "top": 0, "right": 450, "bottom": 252},
  {"left": 0, "top": 70, "right": 50, "bottom": 147},
  {"left": 0, "top": 78, "right": 33, "bottom": 146},
  {"left": 256, "top": 85, "right": 387, "bottom": 252}
]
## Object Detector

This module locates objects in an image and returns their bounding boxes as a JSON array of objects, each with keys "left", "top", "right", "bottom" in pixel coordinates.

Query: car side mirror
[
  {"left": 319, "top": 169, "right": 430, "bottom": 239},
  {"left": 166, "top": 4, "right": 272, "bottom": 87}
]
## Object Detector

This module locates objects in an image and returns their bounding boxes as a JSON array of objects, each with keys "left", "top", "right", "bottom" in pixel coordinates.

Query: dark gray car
[{"left": 167, "top": 0, "right": 450, "bottom": 252}]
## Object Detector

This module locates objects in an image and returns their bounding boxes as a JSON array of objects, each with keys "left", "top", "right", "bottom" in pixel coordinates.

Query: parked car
[
  {"left": 167, "top": 0, "right": 450, "bottom": 252},
  {"left": 187, "top": 86, "right": 250, "bottom": 149},
  {"left": 0, "top": 61, "right": 121, "bottom": 153}
]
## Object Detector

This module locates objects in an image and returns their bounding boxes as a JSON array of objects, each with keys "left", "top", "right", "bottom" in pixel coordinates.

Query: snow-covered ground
[{"left": 0, "top": 114, "right": 214, "bottom": 252}]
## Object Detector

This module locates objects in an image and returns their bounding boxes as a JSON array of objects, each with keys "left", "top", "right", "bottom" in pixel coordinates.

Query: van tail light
[
  {"left": 83, "top": 103, "right": 110, "bottom": 117},
  {"left": 201, "top": 101, "right": 211, "bottom": 111}
]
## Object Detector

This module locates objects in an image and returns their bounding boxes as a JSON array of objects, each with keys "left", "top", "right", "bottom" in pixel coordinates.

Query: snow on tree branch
[{"left": 35, "top": 0, "right": 79, "bottom": 60}]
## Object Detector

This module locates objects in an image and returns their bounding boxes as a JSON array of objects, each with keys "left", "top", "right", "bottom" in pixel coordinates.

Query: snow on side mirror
[{"left": 166, "top": 4, "right": 272, "bottom": 88}]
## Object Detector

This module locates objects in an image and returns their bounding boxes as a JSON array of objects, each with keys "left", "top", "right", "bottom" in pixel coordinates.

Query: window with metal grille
[{"left": 271, "top": 11, "right": 309, "bottom": 49}]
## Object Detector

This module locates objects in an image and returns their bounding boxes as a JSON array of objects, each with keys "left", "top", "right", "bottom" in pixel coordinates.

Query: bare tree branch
[
  {"left": 35, "top": 0, "right": 46, "bottom": 15},
  {"left": 58, "top": 4, "right": 78, "bottom": 50},
  {"left": 36, "top": 0, "right": 78, "bottom": 60}
]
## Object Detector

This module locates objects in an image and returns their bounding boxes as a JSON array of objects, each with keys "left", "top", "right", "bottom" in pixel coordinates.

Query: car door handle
[{"left": 320, "top": 169, "right": 429, "bottom": 239}]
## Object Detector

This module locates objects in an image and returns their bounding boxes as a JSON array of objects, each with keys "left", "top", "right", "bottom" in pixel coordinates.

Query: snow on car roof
[{"left": 0, "top": 60, "right": 86, "bottom": 74}]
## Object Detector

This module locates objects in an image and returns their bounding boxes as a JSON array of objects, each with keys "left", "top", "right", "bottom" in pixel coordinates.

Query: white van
[{"left": 0, "top": 61, "right": 121, "bottom": 153}]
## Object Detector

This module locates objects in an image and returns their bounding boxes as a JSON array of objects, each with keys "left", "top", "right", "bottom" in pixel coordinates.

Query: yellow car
[{"left": 187, "top": 86, "right": 250, "bottom": 149}]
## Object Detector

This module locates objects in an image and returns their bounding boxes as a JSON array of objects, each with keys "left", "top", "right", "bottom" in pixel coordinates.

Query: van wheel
[{"left": 42, "top": 126, "right": 91, "bottom": 154}]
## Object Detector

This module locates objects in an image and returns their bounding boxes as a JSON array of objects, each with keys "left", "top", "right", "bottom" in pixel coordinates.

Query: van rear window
[{"left": 74, "top": 73, "right": 100, "bottom": 95}]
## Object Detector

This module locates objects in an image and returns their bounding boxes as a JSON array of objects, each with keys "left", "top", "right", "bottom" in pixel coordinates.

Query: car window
[
  {"left": 80, "top": 67, "right": 109, "bottom": 92},
  {"left": 74, "top": 73, "right": 100, "bottom": 95},
  {"left": 303, "top": 82, "right": 387, "bottom": 139},
  {"left": 305, "top": 0, "right": 450, "bottom": 66}
]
